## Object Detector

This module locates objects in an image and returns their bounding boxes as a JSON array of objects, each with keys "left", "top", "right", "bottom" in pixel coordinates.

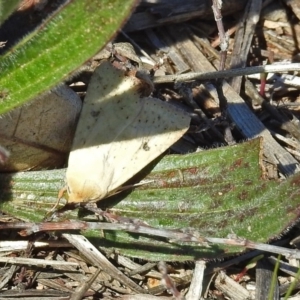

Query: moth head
[{"left": 67, "top": 179, "right": 106, "bottom": 203}]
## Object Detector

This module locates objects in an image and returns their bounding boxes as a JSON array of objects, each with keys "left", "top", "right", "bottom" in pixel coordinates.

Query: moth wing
[
  {"left": 66, "top": 61, "right": 190, "bottom": 203},
  {"left": 67, "top": 62, "right": 142, "bottom": 202},
  {"left": 106, "top": 96, "right": 190, "bottom": 192}
]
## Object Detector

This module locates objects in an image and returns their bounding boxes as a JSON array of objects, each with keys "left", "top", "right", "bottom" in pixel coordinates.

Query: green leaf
[
  {"left": 0, "top": 0, "right": 20, "bottom": 25},
  {"left": 1, "top": 139, "right": 300, "bottom": 261},
  {"left": 0, "top": 0, "right": 137, "bottom": 114}
]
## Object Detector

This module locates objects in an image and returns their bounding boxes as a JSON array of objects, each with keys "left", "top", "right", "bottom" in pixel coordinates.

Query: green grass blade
[
  {"left": 268, "top": 255, "right": 280, "bottom": 300},
  {"left": 0, "top": 0, "right": 137, "bottom": 114},
  {"left": 1, "top": 139, "right": 300, "bottom": 260},
  {"left": 284, "top": 262, "right": 300, "bottom": 299}
]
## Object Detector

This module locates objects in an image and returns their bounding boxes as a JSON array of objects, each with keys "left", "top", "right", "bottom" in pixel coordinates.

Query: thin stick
[
  {"left": 2, "top": 220, "right": 300, "bottom": 259},
  {"left": 153, "top": 63, "right": 300, "bottom": 83},
  {"left": 211, "top": 0, "right": 228, "bottom": 70}
]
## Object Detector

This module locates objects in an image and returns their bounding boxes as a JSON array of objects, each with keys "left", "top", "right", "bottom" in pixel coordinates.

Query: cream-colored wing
[{"left": 66, "top": 61, "right": 190, "bottom": 203}]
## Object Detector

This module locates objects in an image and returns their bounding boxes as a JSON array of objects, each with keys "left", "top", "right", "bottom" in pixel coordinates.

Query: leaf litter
[{"left": 2, "top": 0, "right": 300, "bottom": 299}]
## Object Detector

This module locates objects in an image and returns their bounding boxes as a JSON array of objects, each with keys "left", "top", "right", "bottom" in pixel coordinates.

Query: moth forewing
[{"left": 66, "top": 61, "right": 190, "bottom": 203}]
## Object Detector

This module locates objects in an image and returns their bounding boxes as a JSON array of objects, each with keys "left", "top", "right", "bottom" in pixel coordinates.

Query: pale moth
[{"left": 66, "top": 61, "right": 190, "bottom": 203}]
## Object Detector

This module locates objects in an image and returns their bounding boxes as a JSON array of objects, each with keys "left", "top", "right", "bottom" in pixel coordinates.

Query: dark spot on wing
[
  {"left": 90, "top": 110, "right": 100, "bottom": 117},
  {"left": 143, "top": 142, "right": 150, "bottom": 151}
]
